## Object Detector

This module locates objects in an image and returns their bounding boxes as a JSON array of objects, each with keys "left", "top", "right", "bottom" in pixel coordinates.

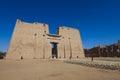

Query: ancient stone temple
[{"left": 6, "top": 19, "right": 84, "bottom": 59}]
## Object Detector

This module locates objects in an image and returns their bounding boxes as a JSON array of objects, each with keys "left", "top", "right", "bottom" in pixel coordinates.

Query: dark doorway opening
[{"left": 51, "top": 43, "right": 58, "bottom": 58}]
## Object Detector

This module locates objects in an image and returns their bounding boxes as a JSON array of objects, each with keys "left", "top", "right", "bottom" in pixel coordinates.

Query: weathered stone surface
[{"left": 6, "top": 19, "right": 84, "bottom": 59}]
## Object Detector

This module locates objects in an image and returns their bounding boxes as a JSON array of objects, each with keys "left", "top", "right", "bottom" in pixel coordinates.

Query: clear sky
[{"left": 0, "top": 0, "right": 120, "bottom": 52}]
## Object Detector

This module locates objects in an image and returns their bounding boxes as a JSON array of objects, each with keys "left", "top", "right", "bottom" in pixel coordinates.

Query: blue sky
[{"left": 0, "top": 0, "right": 120, "bottom": 52}]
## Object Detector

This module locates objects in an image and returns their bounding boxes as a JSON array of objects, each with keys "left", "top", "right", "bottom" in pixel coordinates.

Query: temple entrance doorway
[{"left": 51, "top": 42, "right": 58, "bottom": 59}]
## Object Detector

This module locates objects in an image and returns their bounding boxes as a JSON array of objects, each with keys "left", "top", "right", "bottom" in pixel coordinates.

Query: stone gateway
[{"left": 6, "top": 19, "right": 84, "bottom": 59}]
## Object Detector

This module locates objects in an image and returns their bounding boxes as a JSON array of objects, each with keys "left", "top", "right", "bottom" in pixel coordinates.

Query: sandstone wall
[{"left": 6, "top": 19, "right": 84, "bottom": 60}]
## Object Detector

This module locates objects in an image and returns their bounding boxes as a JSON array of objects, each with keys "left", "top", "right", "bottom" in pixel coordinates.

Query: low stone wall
[{"left": 64, "top": 59, "right": 120, "bottom": 70}]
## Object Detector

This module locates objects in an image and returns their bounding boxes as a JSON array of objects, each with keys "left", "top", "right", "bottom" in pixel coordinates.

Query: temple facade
[{"left": 6, "top": 19, "right": 84, "bottom": 59}]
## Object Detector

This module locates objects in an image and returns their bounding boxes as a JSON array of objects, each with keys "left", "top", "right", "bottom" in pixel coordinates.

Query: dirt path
[{"left": 0, "top": 59, "right": 120, "bottom": 80}]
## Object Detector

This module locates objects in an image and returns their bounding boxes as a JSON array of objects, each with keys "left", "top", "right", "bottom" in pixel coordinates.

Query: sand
[{"left": 0, "top": 59, "right": 120, "bottom": 80}]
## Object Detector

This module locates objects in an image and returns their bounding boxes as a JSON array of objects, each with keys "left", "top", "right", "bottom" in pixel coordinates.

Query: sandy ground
[{"left": 0, "top": 59, "right": 120, "bottom": 80}]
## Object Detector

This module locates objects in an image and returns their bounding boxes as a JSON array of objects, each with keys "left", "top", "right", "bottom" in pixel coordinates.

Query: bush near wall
[{"left": 0, "top": 51, "right": 6, "bottom": 59}]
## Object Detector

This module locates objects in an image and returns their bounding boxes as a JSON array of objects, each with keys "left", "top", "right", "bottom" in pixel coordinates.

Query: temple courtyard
[{"left": 0, "top": 59, "right": 120, "bottom": 80}]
